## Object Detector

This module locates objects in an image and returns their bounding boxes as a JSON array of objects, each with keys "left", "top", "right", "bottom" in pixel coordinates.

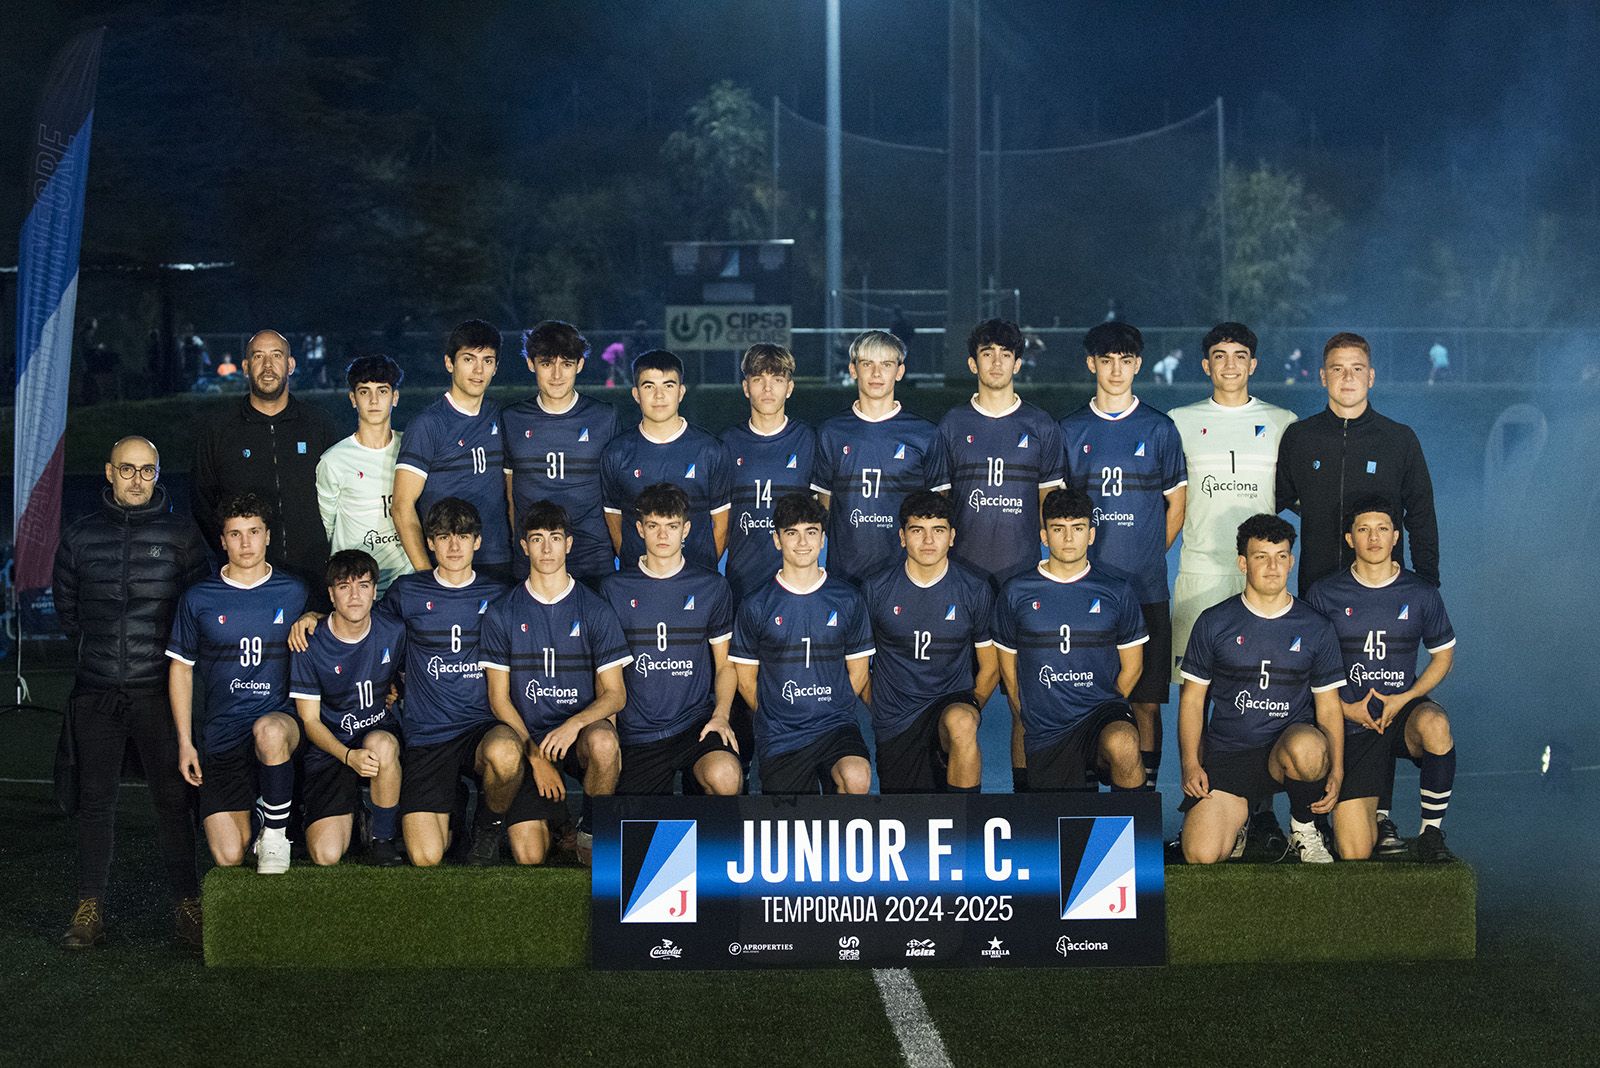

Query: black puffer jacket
[{"left": 53, "top": 485, "right": 212, "bottom": 692}]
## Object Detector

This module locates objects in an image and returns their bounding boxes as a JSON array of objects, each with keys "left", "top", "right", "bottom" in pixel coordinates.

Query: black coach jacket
[
  {"left": 1275, "top": 404, "right": 1440, "bottom": 595},
  {"left": 191, "top": 392, "right": 339, "bottom": 587},
  {"left": 52, "top": 485, "right": 212, "bottom": 692}
]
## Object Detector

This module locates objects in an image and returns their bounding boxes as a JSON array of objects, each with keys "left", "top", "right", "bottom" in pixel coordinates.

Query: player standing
[
  {"left": 1060, "top": 322, "right": 1187, "bottom": 791},
  {"left": 290, "top": 550, "right": 408, "bottom": 866},
  {"left": 168, "top": 493, "right": 309, "bottom": 874},
  {"left": 600, "top": 349, "right": 732, "bottom": 573},
  {"left": 926, "top": 318, "right": 1064, "bottom": 791},
  {"left": 1177, "top": 515, "right": 1345, "bottom": 864},
  {"left": 502, "top": 321, "right": 622, "bottom": 589},
  {"left": 811, "top": 330, "right": 937, "bottom": 585},
  {"left": 316, "top": 354, "right": 413, "bottom": 594},
  {"left": 479, "top": 501, "right": 632, "bottom": 865},
  {"left": 992, "top": 488, "right": 1148, "bottom": 792},
  {"left": 860, "top": 492, "right": 996, "bottom": 792},
  {"left": 1308, "top": 498, "right": 1458, "bottom": 862},
  {"left": 392, "top": 320, "right": 513, "bottom": 584},
  {"left": 729, "top": 494, "right": 875, "bottom": 794},
  {"left": 601, "top": 484, "right": 742, "bottom": 796}
]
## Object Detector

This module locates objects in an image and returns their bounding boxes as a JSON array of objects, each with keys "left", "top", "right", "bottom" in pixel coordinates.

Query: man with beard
[{"left": 192, "top": 329, "right": 340, "bottom": 600}]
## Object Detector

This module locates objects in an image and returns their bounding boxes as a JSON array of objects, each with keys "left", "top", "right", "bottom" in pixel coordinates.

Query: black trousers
[{"left": 70, "top": 687, "right": 199, "bottom": 903}]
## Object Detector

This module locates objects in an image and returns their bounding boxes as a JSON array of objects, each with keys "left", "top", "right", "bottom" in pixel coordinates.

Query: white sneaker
[
  {"left": 256, "top": 828, "right": 292, "bottom": 875},
  {"left": 1291, "top": 825, "right": 1334, "bottom": 864},
  {"left": 575, "top": 829, "right": 594, "bottom": 868},
  {"left": 1229, "top": 819, "right": 1248, "bottom": 860}
]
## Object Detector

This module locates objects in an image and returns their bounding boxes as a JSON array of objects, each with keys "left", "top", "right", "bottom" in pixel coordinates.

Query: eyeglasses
[{"left": 114, "top": 464, "right": 159, "bottom": 481}]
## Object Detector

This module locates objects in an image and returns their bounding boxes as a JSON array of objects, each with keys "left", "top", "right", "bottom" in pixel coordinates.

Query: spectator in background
[
  {"left": 1152, "top": 347, "right": 1183, "bottom": 384},
  {"left": 191, "top": 330, "right": 340, "bottom": 600},
  {"left": 599, "top": 338, "right": 626, "bottom": 387},
  {"left": 179, "top": 325, "right": 209, "bottom": 380},
  {"left": 1427, "top": 340, "right": 1450, "bottom": 385},
  {"left": 215, "top": 352, "right": 238, "bottom": 378},
  {"left": 1283, "top": 347, "right": 1308, "bottom": 384},
  {"left": 54, "top": 435, "right": 212, "bottom": 950}
]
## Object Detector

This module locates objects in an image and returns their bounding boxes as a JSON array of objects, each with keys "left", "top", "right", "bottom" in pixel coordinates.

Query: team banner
[
  {"left": 13, "top": 27, "right": 104, "bottom": 592},
  {"left": 591, "top": 792, "right": 1165, "bottom": 969}
]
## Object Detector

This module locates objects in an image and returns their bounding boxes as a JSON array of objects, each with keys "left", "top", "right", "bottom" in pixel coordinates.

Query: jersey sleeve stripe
[
  {"left": 929, "top": 481, "right": 953, "bottom": 492},
  {"left": 598, "top": 654, "right": 634, "bottom": 673},
  {"left": 709, "top": 632, "right": 733, "bottom": 644},
  {"left": 603, "top": 507, "right": 622, "bottom": 515},
  {"left": 1163, "top": 479, "right": 1189, "bottom": 494},
  {"left": 395, "top": 462, "right": 429, "bottom": 478},
  {"left": 991, "top": 640, "right": 1018, "bottom": 654},
  {"left": 1426, "top": 638, "right": 1457, "bottom": 653},
  {"left": 478, "top": 660, "right": 510, "bottom": 672},
  {"left": 709, "top": 503, "right": 732, "bottom": 515},
  {"left": 808, "top": 482, "right": 830, "bottom": 495},
  {"left": 1117, "top": 635, "right": 1151, "bottom": 649},
  {"left": 727, "top": 654, "right": 760, "bottom": 665},
  {"left": 164, "top": 649, "right": 196, "bottom": 666},
  {"left": 844, "top": 646, "right": 876, "bottom": 660},
  {"left": 1040, "top": 477, "right": 1066, "bottom": 489},
  {"left": 1179, "top": 670, "right": 1210, "bottom": 685},
  {"left": 288, "top": 690, "right": 321, "bottom": 701},
  {"left": 1311, "top": 680, "right": 1345, "bottom": 693},
  {"left": 973, "top": 639, "right": 994, "bottom": 649}
]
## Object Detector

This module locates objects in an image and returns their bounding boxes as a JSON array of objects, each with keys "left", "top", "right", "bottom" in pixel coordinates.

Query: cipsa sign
[{"left": 666, "top": 305, "right": 792, "bottom": 351}]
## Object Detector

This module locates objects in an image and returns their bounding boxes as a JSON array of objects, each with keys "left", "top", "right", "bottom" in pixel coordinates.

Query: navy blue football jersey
[
  {"left": 396, "top": 393, "right": 511, "bottom": 565},
  {"left": 926, "top": 397, "right": 1065, "bottom": 583},
  {"left": 289, "top": 612, "right": 407, "bottom": 767},
  {"left": 601, "top": 561, "right": 735, "bottom": 745},
  {"left": 810, "top": 404, "right": 937, "bottom": 584},
  {"left": 478, "top": 578, "right": 633, "bottom": 737},
  {"left": 600, "top": 421, "right": 733, "bottom": 572},
  {"left": 992, "top": 563, "right": 1148, "bottom": 754},
  {"left": 1306, "top": 566, "right": 1456, "bottom": 735},
  {"left": 721, "top": 417, "right": 819, "bottom": 602},
  {"left": 377, "top": 569, "right": 509, "bottom": 747},
  {"left": 1180, "top": 595, "right": 1345, "bottom": 753},
  {"left": 167, "top": 569, "right": 309, "bottom": 752},
  {"left": 501, "top": 394, "right": 621, "bottom": 581},
  {"left": 1059, "top": 398, "right": 1187, "bottom": 604},
  {"left": 860, "top": 559, "right": 995, "bottom": 741},
  {"left": 728, "top": 571, "right": 875, "bottom": 761}
]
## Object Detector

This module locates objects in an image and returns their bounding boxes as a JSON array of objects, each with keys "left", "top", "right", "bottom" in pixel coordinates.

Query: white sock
[{"left": 1289, "top": 817, "right": 1317, "bottom": 836}]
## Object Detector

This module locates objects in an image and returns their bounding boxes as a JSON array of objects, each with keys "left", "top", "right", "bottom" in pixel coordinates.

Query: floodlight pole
[
  {"left": 945, "top": 0, "right": 981, "bottom": 380},
  {"left": 1216, "top": 96, "right": 1229, "bottom": 320},
  {"left": 825, "top": 0, "right": 843, "bottom": 348}
]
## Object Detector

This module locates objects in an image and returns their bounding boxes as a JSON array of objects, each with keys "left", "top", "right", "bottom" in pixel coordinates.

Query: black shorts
[
  {"left": 1129, "top": 601, "right": 1172, "bottom": 705},
  {"left": 1341, "top": 694, "right": 1436, "bottom": 801},
  {"left": 1026, "top": 701, "right": 1136, "bottom": 792},
  {"left": 759, "top": 724, "right": 871, "bottom": 795},
  {"left": 198, "top": 735, "right": 261, "bottom": 819},
  {"left": 618, "top": 720, "right": 740, "bottom": 796},
  {"left": 302, "top": 727, "right": 395, "bottom": 824},
  {"left": 400, "top": 720, "right": 501, "bottom": 815},
  {"left": 1179, "top": 741, "right": 1279, "bottom": 811},
  {"left": 876, "top": 692, "right": 978, "bottom": 794}
]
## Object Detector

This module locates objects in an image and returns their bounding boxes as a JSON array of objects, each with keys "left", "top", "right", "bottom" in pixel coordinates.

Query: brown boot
[
  {"left": 174, "top": 897, "right": 203, "bottom": 951},
  {"left": 61, "top": 898, "right": 105, "bottom": 950}
]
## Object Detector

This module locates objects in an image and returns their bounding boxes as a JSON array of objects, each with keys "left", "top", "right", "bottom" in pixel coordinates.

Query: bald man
[
  {"left": 54, "top": 436, "right": 212, "bottom": 950},
  {"left": 191, "top": 330, "right": 339, "bottom": 598}
]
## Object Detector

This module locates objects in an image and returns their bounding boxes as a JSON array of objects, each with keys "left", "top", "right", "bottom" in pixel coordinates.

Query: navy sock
[
  {"left": 1419, "top": 747, "right": 1456, "bottom": 830},
  {"left": 1284, "top": 778, "right": 1324, "bottom": 825},
  {"left": 370, "top": 803, "right": 398, "bottom": 842},
  {"left": 1140, "top": 749, "right": 1160, "bottom": 791},
  {"left": 258, "top": 761, "right": 293, "bottom": 830},
  {"left": 579, "top": 793, "right": 594, "bottom": 833},
  {"left": 1012, "top": 766, "right": 1029, "bottom": 793}
]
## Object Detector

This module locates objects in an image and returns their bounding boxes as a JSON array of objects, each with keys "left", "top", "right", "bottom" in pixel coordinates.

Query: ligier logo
[
  {"left": 1039, "top": 665, "right": 1096, "bottom": 689},
  {"left": 838, "top": 936, "right": 861, "bottom": 961},
  {"left": 848, "top": 508, "right": 894, "bottom": 529},
  {"left": 1350, "top": 663, "right": 1407, "bottom": 690},
  {"left": 781, "top": 680, "right": 832, "bottom": 704},
  {"left": 1092, "top": 506, "right": 1136, "bottom": 525},
  {"left": 1234, "top": 691, "right": 1291, "bottom": 715},
  {"left": 635, "top": 653, "right": 695, "bottom": 678},
  {"left": 1058, "top": 815, "right": 1136, "bottom": 921},
  {"left": 967, "top": 488, "right": 1024, "bottom": 514},
  {"left": 649, "top": 939, "right": 684, "bottom": 960},
  {"left": 621, "top": 820, "right": 697, "bottom": 923},
  {"left": 904, "top": 938, "right": 936, "bottom": 958},
  {"left": 1199, "top": 475, "right": 1259, "bottom": 498}
]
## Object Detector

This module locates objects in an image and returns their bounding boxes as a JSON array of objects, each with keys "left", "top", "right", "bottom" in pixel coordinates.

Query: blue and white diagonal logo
[
  {"left": 1058, "top": 816, "right": 1137, "bottom": 920},
  {"left": 620, "top": 820, "right": 698, "bottom": 923}
]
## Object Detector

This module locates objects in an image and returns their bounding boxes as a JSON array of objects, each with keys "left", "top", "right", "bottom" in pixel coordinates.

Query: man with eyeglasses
[{"left": 54, "top": 436, "right": 213, "bottom": 951}]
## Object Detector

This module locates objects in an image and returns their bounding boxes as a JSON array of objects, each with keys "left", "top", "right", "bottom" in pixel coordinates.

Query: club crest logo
[
  {"left": 826, "top": 611, "right": 838, "bottom": 627},
  {"left": 736, "top": 457, "right": 743, "bottom": 466},
  {"left": 1082, "top": 444, "right": 1091, "bottom": 454},
  {"left": 1059, "top": 816, "right": 1136, "bottom": 920},
  {"left": 774, "top": 615, "right": 783, "bottom": 626},
  {"left": 1235, "top": 635, "right": 1245, "bottom": 645},
  {"left": 620, "top": 820, "right": 697, "bottom": 924},
  {"left": 426, "top": 600, "right": 434, "bottom": 611},
  {"left": 1398, "top": 604, "right": 1409, "bottom": 620},
  {"left": 1344, "top": 607, "right": 1354, "bottom": 617},
  {"left": 966, "top": 434, "right": 975, "bottom": 443},
  {"left": 1134, "top": 441, "right": 1146, "bottom": 458},
  {"left": 1089, "top": 598, "right": 1102, "bottom": 614},
  {"left": 524, "top": 429, "right": 533, "bottom": 438},
  {"left": 893, "top": 605, "right": 902, "bottom": 615},
  {"left": 1017, "top": 433, "right": 1030, "bottom": 449},
  {"left": 579, "top": 428, "right": 590, "bottom": 442},
  {"left": 786, "top": 453, "right": 798, "bottom": 469},
  {"left": 1032, "top": 600, "right": 1041, "bottom": 611},
  {"left": 273, "top": 609, "right": 285, "bottom": 624},
  {"left": 217, "top": 614, "right": 227, "bottom": 624},
  {"left": 683, "top": 595, "right": 696, "bottom": 611},
  {"left": 1290, "top": 636, "right": 1302, "bottom": 652},
  {"left": 634, "top": 469, "right": 643, "bottom": 478},
  {"left": 1313, "top": 460, "right": 1322, "bottom": 470},
  {"left": 945, "top": 604, "right": 958, "bottom": 621},
  {"left": 334, "top": 665, "right": 342, "bottom": 675},
  {"left": 570, "top": 621, "right": 582, "bottom": 637}
]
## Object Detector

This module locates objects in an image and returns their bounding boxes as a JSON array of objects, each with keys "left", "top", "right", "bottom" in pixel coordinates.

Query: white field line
[{"left": 872, "top": 967, "right": 953, "bottom": 1068}]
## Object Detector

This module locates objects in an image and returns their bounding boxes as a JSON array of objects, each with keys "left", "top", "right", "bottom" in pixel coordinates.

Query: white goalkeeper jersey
[
  {"left": 1170, "top": 397, "right": 1297, "bottom": 576},
  {"left": 315, "top": 431, "right": 413, "bottom": 592}
]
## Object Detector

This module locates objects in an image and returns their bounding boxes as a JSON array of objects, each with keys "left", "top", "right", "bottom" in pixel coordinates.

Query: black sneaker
[
  {"left": 367, "top": 837, "right": 405, "bottom": 867},
  {"left": 466, "top": 816, "right": 504, "bottom": 867},
  {"left": 1412, "top": 826, "right": 1455, "bottom": 863},
  {"left": 1245, "top": 809, "right": 1290, "bottom": 863},
  {"left": 1374, "top": 817, "right": 1407, "bottom": 856},
  {"left": 174, "top": 897, "right": 204, "bottom": 951}
]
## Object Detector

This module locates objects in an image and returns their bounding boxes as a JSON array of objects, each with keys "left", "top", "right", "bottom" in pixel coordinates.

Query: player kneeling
[
  {"left": 481, "top": 502, "right": 633, "bottom": 865},
  {"left": 290, "top": 550, "right": 408, "bottom": 865},
  {"left": 168, "top": 493, "right": 310, "bottom": 874},
  {"left": 993, "top": 488, "right": 1147, "bottom": 792},
  {"left": 1178, "top": 516, "right": 1346, "bottom": 864},
  {"left": 601, "top": 483, "right": 743, "bottom": 796},
  {"left": 861, "top": 491, "right": 996, "bottom": 792},
  {"left": 1309, "top": 497, "right": 1459, "bottom": 862}
]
